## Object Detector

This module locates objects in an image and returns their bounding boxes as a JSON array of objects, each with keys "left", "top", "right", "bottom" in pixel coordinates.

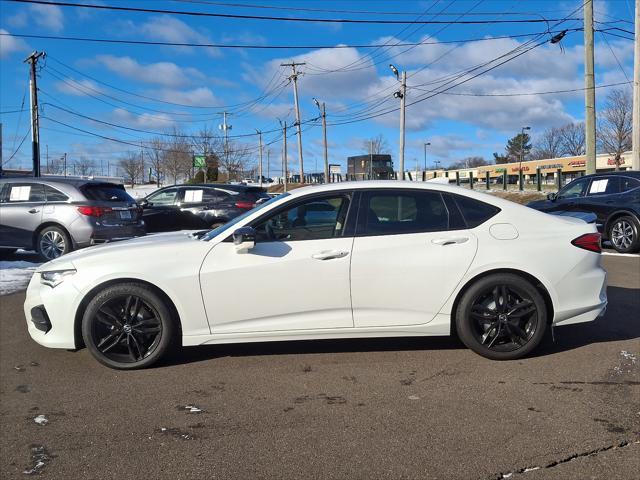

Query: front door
[
  {"left": 0, "top": 183, "right": 45, "bottom": 248},
  {"left": 350, "top": 189, "right": 478, "bottom": 327},
  {"left": 199, "top": 192, "right": 355, "bottom": 334}
]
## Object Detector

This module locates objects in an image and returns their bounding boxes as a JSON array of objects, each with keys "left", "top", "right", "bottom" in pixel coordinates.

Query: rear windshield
[
  {"left": 243, "top": 189, "right": 270, "bottom": 202},
  {"left": 80, "top": 183, "right": 134, "bottom": 202}
]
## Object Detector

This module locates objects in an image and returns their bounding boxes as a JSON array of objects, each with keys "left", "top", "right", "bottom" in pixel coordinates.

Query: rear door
[
  {"left": 0, "top": 182, "right": 45, "bottom": 248},
  {"left": 350, "top": 189, "right": 478, "bottom": 328}
]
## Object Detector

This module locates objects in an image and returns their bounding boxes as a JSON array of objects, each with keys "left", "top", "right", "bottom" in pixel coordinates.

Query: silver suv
[{"left": 0, "top": 177, "right": 144, "bottom": 260}]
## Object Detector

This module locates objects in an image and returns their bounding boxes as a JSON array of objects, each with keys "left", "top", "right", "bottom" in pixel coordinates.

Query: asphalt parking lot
[{"left": 0, "top": 255, "right": 638, "bottom": 479}]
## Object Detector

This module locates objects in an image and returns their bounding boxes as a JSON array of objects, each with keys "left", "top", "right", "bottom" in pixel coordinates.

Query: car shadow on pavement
[
  {"left": 533, "top": 286, "right": 640, "bottom": 357},
  {"left": 163, "top": 286, "right": 639, "bottom": 367}
]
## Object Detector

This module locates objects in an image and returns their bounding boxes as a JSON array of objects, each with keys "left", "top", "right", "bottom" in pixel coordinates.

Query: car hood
[{"left": 37, "top": 231, "right": 207, "bottom": 272}]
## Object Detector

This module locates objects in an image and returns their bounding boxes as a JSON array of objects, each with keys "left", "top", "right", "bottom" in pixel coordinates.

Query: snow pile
[{"left": 0, "top": 261, "right": 40, "bottom": 295}]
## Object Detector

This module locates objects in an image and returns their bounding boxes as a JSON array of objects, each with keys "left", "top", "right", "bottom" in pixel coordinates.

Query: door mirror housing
[
  {"left": 547, "top": 192, "right": 557, "bottom": 201},
  {"left": 139, "top": 199, "right": 150, "bottom": 207},
  {"left": 233, "top": 226, "right": 256, "bottom": 253}
]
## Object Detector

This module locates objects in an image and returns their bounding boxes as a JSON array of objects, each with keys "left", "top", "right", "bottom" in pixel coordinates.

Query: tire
[
  {"left": 37, "top": 226, "right": 72, "bottom": 261},
  {"left": 81, "top": 283, "right": 177, "bottom": 369},
  {"left": 455, "top": 273, "right": 547, "bottom": 361},
  {"left": 608, "top": 215, "right": 640, "bottom": 254}
]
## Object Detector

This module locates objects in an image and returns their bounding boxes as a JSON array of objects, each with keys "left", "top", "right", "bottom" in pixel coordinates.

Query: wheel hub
[
  {"left": 498, "top": 313, "right": 508, "bottom": 323},
  {"left": 123, "top": 324, "right": 132, "bottom": 334}
]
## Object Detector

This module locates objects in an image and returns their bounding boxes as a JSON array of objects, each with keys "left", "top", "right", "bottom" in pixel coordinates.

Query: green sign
[{"left": 193, "top": 155, "right": 206, "bottom": 169}]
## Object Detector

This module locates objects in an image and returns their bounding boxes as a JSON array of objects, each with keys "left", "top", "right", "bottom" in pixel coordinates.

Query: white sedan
[{"left": 24, "top": 181, "right": 607, "bottom": 369}]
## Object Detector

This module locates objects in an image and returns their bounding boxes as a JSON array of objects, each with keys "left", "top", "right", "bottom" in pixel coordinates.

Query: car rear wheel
[
  {"left": 37, "top": 226, "right": 71, "bottom": 261},
  {"left": 608, "top": 215, "right": 640, "bottom": 253},
  {"left": 81, "top": 283, "right": 177, "bottom": 369},
  {"left": 455, "top": 274, "right": 547, "bottom": 360}
]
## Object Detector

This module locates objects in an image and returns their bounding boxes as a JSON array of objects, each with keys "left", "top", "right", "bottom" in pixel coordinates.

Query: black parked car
[
  {"left": 527, "top": 171, "right": 640, "bottom": 253},
  {"left": 140, "top": 184, "right": 270, "bottom": 233}
]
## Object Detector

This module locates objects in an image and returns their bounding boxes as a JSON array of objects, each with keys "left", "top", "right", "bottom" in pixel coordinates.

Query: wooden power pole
[
  {"left": 25, "top": 51, "right": 45, "bottom": 177},
  {"left": 633, "top": 0, "right": 640, "bottom": 170},
  {"left": 281, "top": 62, "right": 305, "bottom": 183},
  {"left": 584, "top": 1, "right": 597, "bottom": 174}
]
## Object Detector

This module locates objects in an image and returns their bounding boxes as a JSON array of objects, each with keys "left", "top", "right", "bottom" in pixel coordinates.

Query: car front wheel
[
  {"left": 608, "top": 215, "right": 640, "bottom": 253},
  {"left": 81, "top": 283, "right": 177, "bottom": 369},
  {"left": 455, "top": 274, "right": 547, "bottom": 360}
]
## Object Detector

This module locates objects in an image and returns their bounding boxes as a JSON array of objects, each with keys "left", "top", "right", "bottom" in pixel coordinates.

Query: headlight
[{"left": 40, "top": 269, "right": 76, "bottom": 288}]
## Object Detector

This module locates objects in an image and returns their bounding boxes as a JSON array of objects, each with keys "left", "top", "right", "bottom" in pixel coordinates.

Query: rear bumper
[
  {"left": 553, "top": 264, "right": 608, "bottom": 326},
  {"left": 74, "top": 223, "right": 146, "bottom": 248}
]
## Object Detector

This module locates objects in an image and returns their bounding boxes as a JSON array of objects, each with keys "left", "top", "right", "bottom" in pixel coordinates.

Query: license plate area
[{"left": 119, "top": 210, "right": 132, "bottom": 220}]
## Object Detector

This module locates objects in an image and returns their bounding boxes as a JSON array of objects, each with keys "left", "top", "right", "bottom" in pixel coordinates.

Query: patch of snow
[
  {"left": 408, "top": 395, "right": 420, "bottom": 401},
  {"left": 33, "top": 415, "right": 48, "bottom": 426},
  {"left": 620, "top": 351, "right": 637, "bottom": 363},
  {"left": 0, "top": 261, "right": 41, "bottom": 295}
]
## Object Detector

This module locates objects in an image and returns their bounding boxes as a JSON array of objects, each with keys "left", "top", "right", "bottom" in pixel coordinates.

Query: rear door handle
[
  {"left": 28, "top": 208, "right": 39, "bottom": 214},
  {"left": 312, "top": 250, "right": 349, "bottom": 260},
  {"left": 432, "top": 237, "right": 469, "bottom": 246}
]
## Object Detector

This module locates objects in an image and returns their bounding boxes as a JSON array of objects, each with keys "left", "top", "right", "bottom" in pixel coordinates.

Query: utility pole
[
  {"left": 584, "top": 1, "right": 596, "bottom": 174},
  {"left": 218, "top": 112, "right": 232, "bottom": 179},
  {"left": 314, "top": 99, "right": 329, "bottom": 183},
  {"left": 281, "top": 62, "right": 306, "bottom": 183},
  {"left": 256, "top": 129, "right": 263, "bottom": 188},
  {"left": 63, "top": 153, "right": 67, "bottom": 177},
  {"left": 266, "top": 148, "right": 271, "bottom": 179},
  {"left": 633, "top": 0, "right": 640, "bottom": 170},
  {"left": 0, "top": 123, "right": 3, "bottom": 176},
  {"left": 25, "top": 51, "right": 45, "bottom": 177},
  {"left": 280, "top": 120, "right": 288, "bottom": 192},
  {"left": 394, "top": 70, "right": 407, "bottom": 180}
]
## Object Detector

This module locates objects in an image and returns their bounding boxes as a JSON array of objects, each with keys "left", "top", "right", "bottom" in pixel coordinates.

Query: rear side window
[
  {"left": 620, "top": 177, "right": 640, "bottom": 192},
  {"left": 242, "top": 189, "right": 270, "bottom": 202},
  {"left": 453, "top": 195, "right": 500, "bottom": 228},
  {"left": 80, "top": 183, "right": 133, "bottom": 202},
  {"left": 360, "top": 190, "right": 449, "bottom": 236},
  {"left": 44, "top": 185, "right": 69, "bottom": 202},
  {"left": 5, "top": 183, "right": 45, "bottom": 203}
]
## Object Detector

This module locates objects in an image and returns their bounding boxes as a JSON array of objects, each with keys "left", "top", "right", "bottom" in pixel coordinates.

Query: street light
[{"left": 423, "top": 142, "right": 431, "bottom": 172}]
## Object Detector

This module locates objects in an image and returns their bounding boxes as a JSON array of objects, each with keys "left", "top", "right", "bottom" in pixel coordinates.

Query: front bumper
[{"left": 23, "top": 273, "right": 81, "bottom": 349}]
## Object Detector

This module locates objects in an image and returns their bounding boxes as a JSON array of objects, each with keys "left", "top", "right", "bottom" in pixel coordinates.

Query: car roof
[
  {"left": 158, "top": 183, "right": 265, "bottom": 192},
  {"left": 577, "top": 171, "right": 640, "bottom": 180},
  {"left": 0, "top": 176, "right": 122, "bottom": 188}
]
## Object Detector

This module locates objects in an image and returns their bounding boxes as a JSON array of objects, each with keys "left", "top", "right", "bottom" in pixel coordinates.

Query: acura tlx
[{"left": 24, "top": 181, "right": 607, "bottom": 369}]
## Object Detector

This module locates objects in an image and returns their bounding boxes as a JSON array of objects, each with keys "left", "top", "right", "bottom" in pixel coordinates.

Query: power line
[
  {"left": 4, "top": 0, "right": 582, "bottom": 24},
  {"left": 597, "top": 31, "right": 632, "bottom": 84},
  {"left": 4, "top": 128, "right": 30, "bottom": 165},
  {"left": 413, "top": 81, "right": 632, "bottom": 96},
  {"left": 0, "top": 30, "right": 571, "bottom": 50}
]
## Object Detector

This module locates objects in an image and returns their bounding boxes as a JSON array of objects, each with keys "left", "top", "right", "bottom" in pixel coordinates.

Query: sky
[{"left": 0, "top": 0, "right": 635, "bottom": 177}]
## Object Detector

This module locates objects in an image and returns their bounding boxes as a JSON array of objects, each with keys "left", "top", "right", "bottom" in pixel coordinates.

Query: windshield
[{"left": 201, "top": 192, "right": 290, "bottom": 241}]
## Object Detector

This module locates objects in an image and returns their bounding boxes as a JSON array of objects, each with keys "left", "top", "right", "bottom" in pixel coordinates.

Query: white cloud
[
  {"left": 0, "top": 29, "right": 29, "bottom": 58},
  {"left": 151, "top": 87, "right": 220, "bottom": 107},
  {"left": 54, "top": 78, "right": 103, "bottom": 96},
  {"left": 110, "top": 108, "right": 175, "bottom": 130},
  {"left": 8, "top": 3, "right": 64, "bottom": 32},
  {"left": 119, "top": 15, "right": 221, "bottom": 58},
  {"left": 95, "top": 55, "right": 204, "bottom": 88}
]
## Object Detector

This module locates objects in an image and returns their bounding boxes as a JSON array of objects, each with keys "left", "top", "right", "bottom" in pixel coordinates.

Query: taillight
[
  {"left": 571, "top": 233, "right": 601, "bottom": 253},
  {"left": 77, "top": 206, "right": 112, "bottom": 217},
  {"left": 235, "top": 201, "right": 255, "bottom": 209}
]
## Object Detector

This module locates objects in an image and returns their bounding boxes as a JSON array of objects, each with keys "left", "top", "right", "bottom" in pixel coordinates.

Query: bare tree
[
  {"left": 75, "top": 157, "right": 95, "bottom": 176},
  {"left": 44, "top": 155, "right": 66, "bottom": 175},
  {"left": 192, "top": 126, "right": 222, "bottom": 181},
  {"left": 145, "top": 137, "right": 165, "bottom": 187},
  {"left": 118, "top": 152, "right": 144, "bottom": 187},
  {"left": 558, "top": 122, "right": 585, "bottom": 157},
  {"left": 363, "top": 134, "right": 390, "bottom": 154},
  {"left": 449, "top": 156, "right": 487, "bottom": 169},
  {"left": 219, "top": 141, "right": 251, "bottom": 181},
  {"left": 597, "top": 89, "right": 632, "bottom": 170},
  {"left": 162, "top": 129, "right": 193, "bottom": 184},
  {"left": 531, "top": 126, "right": 563, "bottom": 160}
]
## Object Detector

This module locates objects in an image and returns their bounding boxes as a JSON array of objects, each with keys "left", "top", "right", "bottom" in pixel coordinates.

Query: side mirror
[
  {"left": 233, "top": 226, "right": 256, "bottom": 253},
  {"left": 547, "top": 193, "right": 557, "bottom": 201},
  {"left": 139, "top": 199, "right": 149, "bottom": 207}
]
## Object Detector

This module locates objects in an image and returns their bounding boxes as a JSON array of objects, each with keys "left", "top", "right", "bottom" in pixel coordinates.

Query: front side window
[
  {"left": 6, "top": 183, "right": 45, "bottom": 203},
  {"left": 361, "top": 190, "right": 449, "bottom": 236},
  {"left": 587, "top": 177, "right": 620, "bottom": 196},
  {"left": 253, "top": 195, "right": 350, "bottom": 242},
  {"left": 558, "top": 178, "right": 590, "bottom": 199},
  {"left": 147, "top": 188, "right": 179, "bottom": 206}
]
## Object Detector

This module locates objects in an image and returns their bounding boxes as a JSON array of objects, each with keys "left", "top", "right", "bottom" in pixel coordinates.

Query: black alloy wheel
[
  {"left": 456, "top": 274, "right": 547, "bottom": 360},
  {"left": 82, "top": 283, "right": 176, "bottom": 369}
]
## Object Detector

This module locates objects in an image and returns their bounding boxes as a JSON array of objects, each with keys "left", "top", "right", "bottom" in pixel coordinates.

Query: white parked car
[{"left": 24, "top": 181, "right": 607, "bottom": 369}]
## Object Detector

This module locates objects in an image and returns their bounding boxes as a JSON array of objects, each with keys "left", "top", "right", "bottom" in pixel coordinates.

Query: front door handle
[
  {"left": 312, "top": 250, "right": 349, "bottom": 260},
  {"left": 432, "top": 237, "right": 469, "bottom": 246},
  {"left": 28, "top": 208, "right": 39, "bottom": 214}
]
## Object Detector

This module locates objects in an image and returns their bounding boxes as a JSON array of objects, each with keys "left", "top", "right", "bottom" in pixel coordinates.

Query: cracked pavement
[{"left": 1, "top": 255, "right": 638, "bottom": 479}]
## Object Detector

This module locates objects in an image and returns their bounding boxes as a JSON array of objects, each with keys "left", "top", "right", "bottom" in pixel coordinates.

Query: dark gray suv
[{"left": 0, "top": 177, "right": 145, "bottom": 260}]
